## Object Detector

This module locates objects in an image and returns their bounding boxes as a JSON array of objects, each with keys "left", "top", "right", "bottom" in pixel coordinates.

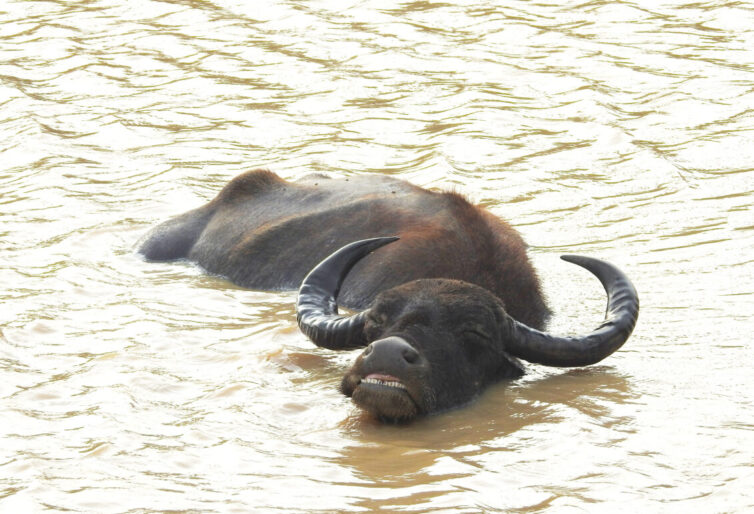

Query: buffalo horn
[
  {"left": 296, "top": 237, "right": 399, "bottom": 350},
  {"left": 506, "top": 255, "right": 639, "bottom": 367}
]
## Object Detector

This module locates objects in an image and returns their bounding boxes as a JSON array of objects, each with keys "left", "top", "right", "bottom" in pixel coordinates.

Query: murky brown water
[{"left": 2, "top": 0, "right": 753, "bottom": 511}]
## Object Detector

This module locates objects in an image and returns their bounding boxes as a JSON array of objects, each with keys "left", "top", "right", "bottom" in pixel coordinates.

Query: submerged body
[
  {"left": 140, "top": 169, "right": 548, "bottom": 328},
  {"left": 141, "top": 170, "right": 639, "bottom": 421}
]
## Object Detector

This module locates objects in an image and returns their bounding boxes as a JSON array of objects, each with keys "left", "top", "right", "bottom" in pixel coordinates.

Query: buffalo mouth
[
  {"left": 350, "top": 373, "right": 420, "bottom": 421},
  {"left": 361, "top": 373, "right": 408, "bottom": 391}
]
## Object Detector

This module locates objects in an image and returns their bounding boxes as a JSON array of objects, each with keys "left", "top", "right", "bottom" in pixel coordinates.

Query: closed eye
[
  {"left": 367, "top": 311, "right": 386, "bottom": 325},
  {"left": 462, "top": 328, "right": 491, "bottom": 342},
  {"left": 364, "top": 312, "right": 386, "bottom": 339}
]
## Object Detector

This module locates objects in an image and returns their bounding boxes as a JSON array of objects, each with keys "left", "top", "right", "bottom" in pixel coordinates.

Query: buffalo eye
[
  {"left": 366, "top": 311, "right": 387, "bottom": 326},
  {"left": 461, "top": 324, "right": 490, "bottom": 339},
  {"left": 364, "top": 311, "right": 387, "bottom": 339},
  {"left": 460, "top": 327, "right": 492, "bottom": 349}
]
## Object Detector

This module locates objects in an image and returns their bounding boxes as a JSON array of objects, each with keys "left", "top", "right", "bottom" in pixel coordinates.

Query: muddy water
[{"left": 1, "top": 0, "right": 753, "bottom": 511}]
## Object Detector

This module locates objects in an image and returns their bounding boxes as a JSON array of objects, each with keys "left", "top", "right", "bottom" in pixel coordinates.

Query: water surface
[{"left": 1, "top": 0, "right": 753, "bottom": 511}]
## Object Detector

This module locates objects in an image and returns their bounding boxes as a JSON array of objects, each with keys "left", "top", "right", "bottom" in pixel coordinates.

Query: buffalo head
[{"left": 297, "top": 237, "right": 639, "bottom": 422}]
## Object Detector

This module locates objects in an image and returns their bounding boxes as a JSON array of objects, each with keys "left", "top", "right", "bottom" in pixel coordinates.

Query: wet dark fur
[
  {"left": 340, "top": 280, "right": 526, "bottom": 421},
  {"left": 140, "top": 169, "right": 549, "bottom": 329}
]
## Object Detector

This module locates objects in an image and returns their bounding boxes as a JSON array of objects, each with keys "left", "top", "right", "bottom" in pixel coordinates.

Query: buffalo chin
[
  {"left": 352, "top": 383, "right": 419, "bottom": 422},
  {"left": 343, "top": 377, "right": 421, "bottom": 422}
]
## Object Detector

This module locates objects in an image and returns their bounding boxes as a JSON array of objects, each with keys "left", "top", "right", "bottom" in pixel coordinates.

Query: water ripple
[{"left": 1, "top": 0, "right": 753, "bottom": 511}]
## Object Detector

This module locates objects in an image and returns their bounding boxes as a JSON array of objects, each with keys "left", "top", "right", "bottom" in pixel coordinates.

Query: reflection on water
[
  {"left": 1, "top": 0, "right": 753, "bottom": 511},
  {"left": 336, "top": 369, "right": 638, "bottom": 510}
]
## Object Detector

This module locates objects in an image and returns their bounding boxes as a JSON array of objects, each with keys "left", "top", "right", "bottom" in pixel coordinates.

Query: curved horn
[
  {"left": 505, "top": 255, "right": 639, "bottom": 367},
  {"left": 296, "top": 237, "right": 399, "bottom": 350}
]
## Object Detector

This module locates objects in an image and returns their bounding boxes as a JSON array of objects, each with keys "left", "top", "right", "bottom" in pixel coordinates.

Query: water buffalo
[{"left": 140, "top": 169, "right": 639, "bottom": 421}]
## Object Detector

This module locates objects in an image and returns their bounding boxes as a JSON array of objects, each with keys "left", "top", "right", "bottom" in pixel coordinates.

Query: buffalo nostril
[
  {"left": 402, "top": 347, "right": 419, "bottom": 364},
  {"left": 362, "top": 337, "right": 421, "bottom": 370}
]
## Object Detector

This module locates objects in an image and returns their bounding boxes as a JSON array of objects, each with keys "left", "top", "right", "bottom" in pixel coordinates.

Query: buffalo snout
[
  {"left": 339, "top": 336, "right": 430, "bottom": 422},
  {"left": 362, "top": 336, "right": 422, "bottom": 369}
]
